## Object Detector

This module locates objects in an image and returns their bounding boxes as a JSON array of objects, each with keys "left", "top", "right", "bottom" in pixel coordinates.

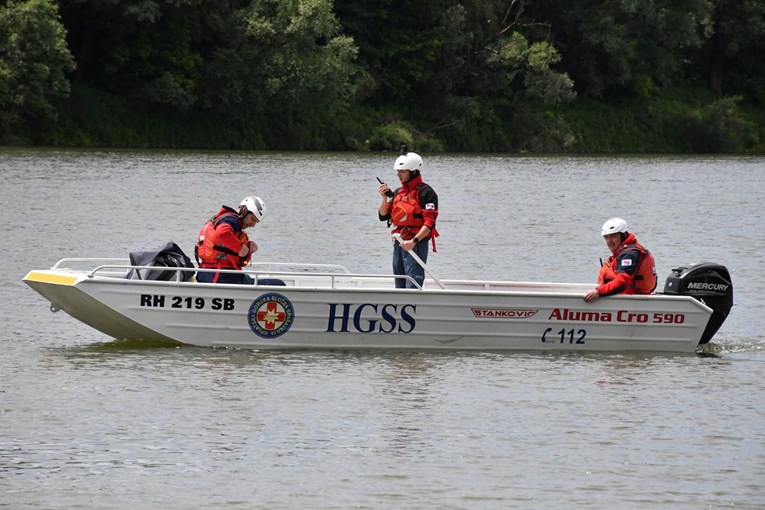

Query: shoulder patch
[
  {"left": 425, "top": 203, "right": 436, "bottom": 210},
  {"left": 621, "top": 259, "right": 633, "bottom": 267}
]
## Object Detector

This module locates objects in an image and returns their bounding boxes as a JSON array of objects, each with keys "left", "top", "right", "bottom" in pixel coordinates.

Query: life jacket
[
  {"left": 195, "top": 207, "right": 244, "bottom": 269},
  {"left": 389, "top": 179, "right": 440, "bottom": 251},
  {"left": 391, "top": 182, "right": 426, "bottom": 228},
  {"left": 599, "top": 239, "right": 657, "bottom": 294}
]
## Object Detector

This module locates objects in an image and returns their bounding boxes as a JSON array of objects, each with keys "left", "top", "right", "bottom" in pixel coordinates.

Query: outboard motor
[{"left": 663, "top": 262, "right": 733, "bottom": 344}]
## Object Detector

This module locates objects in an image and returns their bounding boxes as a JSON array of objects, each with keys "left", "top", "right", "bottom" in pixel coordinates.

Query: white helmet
[
  {"left": 394, "top": 152, "right": 423, "bottom": 172},
  {"left": 601, "top": 217, "right": 628, "bottom": 236},
  {"left": 240, "top": 196, "right": 266, "bottom": 222}
]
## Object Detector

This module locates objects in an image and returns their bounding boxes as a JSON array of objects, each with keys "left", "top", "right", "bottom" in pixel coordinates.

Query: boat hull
[{"left": 24, "top": 264, "right": 718, "bottom": 353}]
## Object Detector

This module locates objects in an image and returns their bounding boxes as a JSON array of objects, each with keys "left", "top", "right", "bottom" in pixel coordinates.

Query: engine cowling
[{"left": 663, "top": 262, "right": 733, "bottom": 344}]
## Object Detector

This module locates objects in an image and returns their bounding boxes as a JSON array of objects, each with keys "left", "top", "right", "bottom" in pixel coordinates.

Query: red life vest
[
  {"left": 391, "top": 183, "right": 426, "bottom": 229},
  {"left": 388, "top": 178, "right": 440, "bottom": 250},
  {"left": 598, "top": 239, "right": 657, "bottom": 294},
  {"left": 195, "top": 207, "right": 244, "bottom": 269}
]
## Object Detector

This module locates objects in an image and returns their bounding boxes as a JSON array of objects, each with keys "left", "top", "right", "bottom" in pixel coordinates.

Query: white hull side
[{"left": 24, "top": 269, "right": 713, "bottom": 353}]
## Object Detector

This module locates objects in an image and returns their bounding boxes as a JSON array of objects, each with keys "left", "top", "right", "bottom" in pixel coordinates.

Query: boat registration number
[
  {"left": 542, "top": 328, "right": 587, "bottom": 344},
  {"left": 140, "top": 294, "right": 235, "bottom": 311}
]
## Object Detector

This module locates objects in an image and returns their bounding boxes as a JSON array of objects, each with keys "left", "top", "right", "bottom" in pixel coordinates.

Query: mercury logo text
[{"left": 686, "top": 282, "right": 729, "bottom": 292}]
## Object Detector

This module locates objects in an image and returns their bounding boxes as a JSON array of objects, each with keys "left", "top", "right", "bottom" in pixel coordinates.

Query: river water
[{"left": 1, "top": 149, "right": 764, "bottom": 509}]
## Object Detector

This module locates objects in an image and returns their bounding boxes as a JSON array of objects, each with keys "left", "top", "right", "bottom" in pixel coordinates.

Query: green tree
[
  {"left": 197, "top": 0, "right": 359, "bottom": 147},
  {"left": 701, "top": 0, "right": 765, "bottom": 100},
  {"left": 335, "top": 1, "right": 574, "bottom": 137},
  {"left": 57, "top": 0, "right": 202, "bottom": 111},
  {"left": 683, "top": 96, "right": 758, "bottom": 152},
  {"left": 454, "top": 4, "right": 574, "bottom": 105},
  {"left": 54, "top": 0, "right": 358, "bottom": 148},
  {"left": 528, "top": 0, "right": 714, "bottom": 98},
  {"left": 0, "top": 0, "right": 75, "bottom": 140},
  {"left": 334, "top": 0, "right": 451, "bottom": 107}
]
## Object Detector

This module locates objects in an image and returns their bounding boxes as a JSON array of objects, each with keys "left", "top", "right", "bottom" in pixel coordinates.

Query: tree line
[{"left": 1, "top": 0, "right": 763, "bottom": 152}]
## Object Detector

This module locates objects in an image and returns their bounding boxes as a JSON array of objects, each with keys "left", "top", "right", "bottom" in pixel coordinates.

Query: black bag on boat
[{"left": 127, "top": 241, "right": 195, "bottom": 281}]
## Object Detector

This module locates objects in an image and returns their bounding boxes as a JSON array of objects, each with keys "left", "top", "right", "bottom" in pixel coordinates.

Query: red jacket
[
  {"left": 195, "top": 206, "right": 246, "bottom": 269},
  {"left": 597, "top": 233, "right": 657, "bottom": 296},
  {"left": 381, "top": 174, "right": 439, "bottom": 243}
]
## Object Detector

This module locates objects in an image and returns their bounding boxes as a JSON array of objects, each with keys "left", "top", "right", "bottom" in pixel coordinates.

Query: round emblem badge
[{"left": 248, "top": 293, "right": 294, "bottom": 339}]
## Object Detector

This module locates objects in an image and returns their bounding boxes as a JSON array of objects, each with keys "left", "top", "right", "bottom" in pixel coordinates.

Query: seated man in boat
[
  {"left": 377, "top": 148, "right": 439, "bottom": 289},
  {"left": 583, "top": 217, "right": 657, "bottom": 302},
  {"left": 195, "top": 196, "right": 277, "bottom": 285}
]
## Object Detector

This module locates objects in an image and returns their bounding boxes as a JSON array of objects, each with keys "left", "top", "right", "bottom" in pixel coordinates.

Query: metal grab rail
[
  {"left": 52, "top": 258, "right": 351, "bottom": 273},
  {"left": 53, "top": 258, "right": 129, "bottom": 269},
  {"left": 50, "top": 258, "right": 599, "bottom": 294},
  {"left": 77, "top": 263, "right": 423, "bottom": 289},
  {"left": 246, "top": 261, "right": 352, "bottom": 274}
]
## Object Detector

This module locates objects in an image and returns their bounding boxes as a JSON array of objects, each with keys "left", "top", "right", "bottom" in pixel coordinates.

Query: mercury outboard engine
[{"left": 663, "top": 262, "right": 733, "bottom": 344}]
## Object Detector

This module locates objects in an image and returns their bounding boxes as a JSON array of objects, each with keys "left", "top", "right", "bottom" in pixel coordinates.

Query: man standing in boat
[
  {"left": 584, "top": 218, "right": 657, "bottom": 302},
  {"left": 377, "top": 148, "right": 439, "bottom": 289},
  {"left": 196, "top": 196, "right": 266, "bottom": 284}
]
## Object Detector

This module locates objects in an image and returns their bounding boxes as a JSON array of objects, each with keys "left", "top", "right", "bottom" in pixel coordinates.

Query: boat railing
[
  {"left": 438, "top": 278, "right": 593, "bottom": 293},
  {"left": 246, "top": 261, "right": 352, "bottom": 274},
  {"left": 50, "top": 258, "right": 592, "bottom": 293},
  {"left": 58, "top": 260, "right": 421, "bottom": 289},
  {"left": 52, "top": 258, "right": 351, "bottom": 274},
  {"left": 205, "top": 267, "right": 423, "bottom": 289},
  {"left": 53, "top": 258, "right": 130, "bottom": 270}
]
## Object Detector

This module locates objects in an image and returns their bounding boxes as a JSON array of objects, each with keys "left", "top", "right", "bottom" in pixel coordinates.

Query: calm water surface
[{"left": 1, "top": 149, "right": 764, "bottom": 509}]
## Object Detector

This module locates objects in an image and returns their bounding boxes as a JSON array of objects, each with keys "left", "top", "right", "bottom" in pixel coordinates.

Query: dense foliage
[{"left": 1, "top": 0, "right": 763, "bottom": 152}]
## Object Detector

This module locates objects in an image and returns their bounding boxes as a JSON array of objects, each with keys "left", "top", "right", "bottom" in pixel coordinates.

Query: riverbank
[{"left": 8, "top": 86, "right": 764, "bottom": 154}]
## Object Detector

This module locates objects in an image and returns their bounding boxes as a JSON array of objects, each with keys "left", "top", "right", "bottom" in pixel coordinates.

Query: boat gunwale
[{"left": 25, "top": 260, "right": 715, "bottom": 315}]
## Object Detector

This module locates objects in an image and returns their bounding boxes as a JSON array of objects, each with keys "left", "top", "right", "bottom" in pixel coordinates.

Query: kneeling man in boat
[
  {"left": 196, "top": 196, "right": 272, "bottom": 285},
  {"left": 584, "top": 218, "right": 657, "bottom": 302}
]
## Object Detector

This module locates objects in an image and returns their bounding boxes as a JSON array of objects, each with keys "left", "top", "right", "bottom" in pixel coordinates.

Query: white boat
[{"left": 23, "top": 257, "right": 733, "bottom": 353}]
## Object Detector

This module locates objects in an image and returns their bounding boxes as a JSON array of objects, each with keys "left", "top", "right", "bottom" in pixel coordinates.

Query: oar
[{"left": 392, "top": 234, "right": 445, "bottom": 289}]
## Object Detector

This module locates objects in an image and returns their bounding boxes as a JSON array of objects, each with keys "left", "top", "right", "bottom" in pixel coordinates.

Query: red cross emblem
[{"left": 256, "top": 301, "right": 286, "bottom": 330}]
